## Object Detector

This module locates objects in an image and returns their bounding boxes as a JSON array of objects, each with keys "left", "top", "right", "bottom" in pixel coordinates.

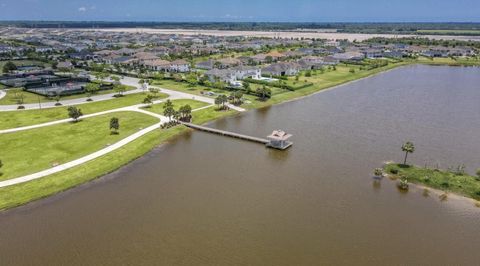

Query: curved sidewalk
[{"left": 0, "top": 121, "right": 163, "bottom": 188}]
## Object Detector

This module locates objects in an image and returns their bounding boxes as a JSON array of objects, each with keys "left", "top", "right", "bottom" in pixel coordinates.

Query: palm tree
[
  {"left": 401, "top": 141, "right": 415, "bottom": 165},
  {"left": 163, "top": 100, "right": 175, "bottom": 121}
]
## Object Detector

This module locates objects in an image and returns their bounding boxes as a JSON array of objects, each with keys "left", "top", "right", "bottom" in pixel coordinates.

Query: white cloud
[{"left": 78, "top": 7, "right": 87, "bottom": 12}]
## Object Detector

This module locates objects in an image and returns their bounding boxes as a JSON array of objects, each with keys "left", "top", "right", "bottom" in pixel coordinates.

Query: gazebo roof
[{"left": 267, "top": 130, "right": 292, "bottom": 141}]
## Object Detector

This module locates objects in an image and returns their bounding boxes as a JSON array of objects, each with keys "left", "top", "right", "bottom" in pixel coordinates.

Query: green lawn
[
  {"left": 0, "top": 92, "right": 168, "bottom": 130},
  {"left": 191, "top": 106, "right": 238, "bottom": 124},
  {"left": 152, "top": 79, "right": 224, "bottom": 97},
  {"left": 0, "top": 86, "right": 137, "bottom": 105},
  {"left": 0, "top": 111, "right": 158, "bottom": 181},
  {"left": 0, "top": 125, "right": 188, "bottom": 210},
  {"left": 384, "top": 163, "right": 480, "bottom": 201},
  {"left": 143, "top": 99, "right": 210, "bottom": 114}
]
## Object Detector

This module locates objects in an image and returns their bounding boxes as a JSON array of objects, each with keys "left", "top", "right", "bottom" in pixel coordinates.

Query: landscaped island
[{"left": 384, "top": 163, "right": 480, "bottom": 202}]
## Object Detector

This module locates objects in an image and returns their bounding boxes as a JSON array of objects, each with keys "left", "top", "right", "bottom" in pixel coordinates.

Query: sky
[{"left": 0, "top": 0, "right": 479, "bottom": 22}]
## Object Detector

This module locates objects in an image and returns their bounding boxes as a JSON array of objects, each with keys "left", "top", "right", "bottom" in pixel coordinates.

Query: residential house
[{"left": 262, "top": 62, "right": 300, "bottom": 76}]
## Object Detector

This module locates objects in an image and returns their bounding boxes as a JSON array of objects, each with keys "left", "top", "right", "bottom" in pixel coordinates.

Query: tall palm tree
[{"left": 401, "top": 141, "right": 415, "bottom": 165}]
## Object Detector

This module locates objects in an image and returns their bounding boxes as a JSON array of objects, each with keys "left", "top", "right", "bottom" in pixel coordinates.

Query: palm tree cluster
[
  {"left": 176, "top": 104, "right": 192, "bottom": 122},
  {"left": 215, "top": 95, "right": 229, "bottom": 110},
  {"left": 229, "top": 91, "right": 244, "bottom": 105}
]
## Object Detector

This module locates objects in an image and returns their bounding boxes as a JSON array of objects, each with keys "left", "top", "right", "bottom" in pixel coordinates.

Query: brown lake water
[{"left": 1, "top": 65, "right": 480, "bottom": 265}]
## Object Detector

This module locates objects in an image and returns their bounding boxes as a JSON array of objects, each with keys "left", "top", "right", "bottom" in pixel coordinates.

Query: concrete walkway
[
  {"left": 0, "top": 89, "right": 6, "bottom": 100},
  {"left": 0, "top": 104, "right": 211, "bottom": 188}
]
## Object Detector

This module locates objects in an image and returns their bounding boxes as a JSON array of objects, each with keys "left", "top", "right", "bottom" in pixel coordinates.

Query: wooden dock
[{"left": 182, "top": 122, "right": 270, "bottom": 145}]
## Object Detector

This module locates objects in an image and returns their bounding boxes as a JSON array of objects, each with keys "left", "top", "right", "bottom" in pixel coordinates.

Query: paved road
[{"left": 0, "top": 105, "right": 211, "bottom": 188}]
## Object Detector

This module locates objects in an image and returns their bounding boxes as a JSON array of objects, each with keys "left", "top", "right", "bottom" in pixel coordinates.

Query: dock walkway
[{"left": 181, "top": 122, "right": 269, "bottom": 144}]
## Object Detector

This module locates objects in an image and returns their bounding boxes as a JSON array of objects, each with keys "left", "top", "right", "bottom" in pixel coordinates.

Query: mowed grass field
[
  {"left": 0, "top": 111, "right": 158, "bottom": 181},
  {"left": 0, "top": 92, "right": 168, "bottom": 130}
]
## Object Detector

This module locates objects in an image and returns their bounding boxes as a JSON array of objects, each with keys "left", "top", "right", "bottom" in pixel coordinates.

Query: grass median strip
[
  {"left": 142, "top": 99, "right": 210, "bottom": 114},
  {"left": 0, "top": 92, "right": 167, "bottom": 130},
  {"left": 0, "top": 111, "right": 158, "bottom": 181}
]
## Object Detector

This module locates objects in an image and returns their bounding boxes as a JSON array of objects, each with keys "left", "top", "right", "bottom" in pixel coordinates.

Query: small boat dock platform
[{"left": 181, "top": 122, "right": 292, "bottom": 150}]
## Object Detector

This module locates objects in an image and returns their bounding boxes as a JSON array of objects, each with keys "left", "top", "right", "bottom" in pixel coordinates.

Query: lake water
[{"left": 1, "top": 65, "right": 480, "bottom": 265}]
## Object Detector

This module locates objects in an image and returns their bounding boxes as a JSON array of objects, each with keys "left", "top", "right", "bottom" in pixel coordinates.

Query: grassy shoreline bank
[
  {"left": 384, "top": 163, "right": 480, "bottom": 202},
  {"left": 1, "top": 58, "right": 478, "bottom": 211}
]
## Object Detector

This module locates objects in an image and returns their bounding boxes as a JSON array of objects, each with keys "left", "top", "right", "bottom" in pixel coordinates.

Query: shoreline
[{"left": 0, "top": 61, "right": 476, "bottom": 211}]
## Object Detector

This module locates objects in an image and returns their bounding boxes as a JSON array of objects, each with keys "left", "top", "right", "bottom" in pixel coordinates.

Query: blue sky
[{"left": 0, "top": 0, "right": 479, "bottom": 22}]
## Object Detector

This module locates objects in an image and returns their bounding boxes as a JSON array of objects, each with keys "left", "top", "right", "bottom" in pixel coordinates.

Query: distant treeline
[
  {"left": 2, "top": 21, "right": 480, "bottom": 35},
  {"left": 365, "top": 37, "right": 480, "bottom": 49}
]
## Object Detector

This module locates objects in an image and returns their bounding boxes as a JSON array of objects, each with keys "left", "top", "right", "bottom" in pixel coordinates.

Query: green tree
[
  {"left": 476, "top": 168, "right": 480, "bottom": 180},
  {"left": 85, "top": 83, "right": 100, "bottom": 101},
  {"left": 110, "top": 75, "right": 121, "bottom": 85},
  {"left": 179, "top": 104, "right": 192, "bottom": 121},
  {"left": 142, "top": 95, "right": 154, "bottom": 107},
  {"left": 0, "top": 159, "right": 3, "bottom": 176},
  {"left": 215, "top": 94, "right": 228, "bottom": 109},
  {"left": 256, "top": 86, "right": 271, "bottom": 100},
  {"left": 401, "top": 141, "right": 415, "bottom": 165},
  {"left": 14, "top": 91, "right": 25, "bottom": 106},
  {"left": 243, "top": 81, "right": 251, "bottom": 92},
  {"left": 114, "top": 84, "right": 126, "bottom": 96},
  {"left": 230, "top": 90, "right": 244, "bottom": 105},
  {"left": 109, "top": 117, "right": 120, "bottom": 134},
  {"left": 149, "top": 87, "right": 160, "bottom": 98},
  {"left": 67, "top": 106, "right": 83, "bottom": 122},
  {"left": 2, "top": 61, "right": 17, "bottom": 73}
]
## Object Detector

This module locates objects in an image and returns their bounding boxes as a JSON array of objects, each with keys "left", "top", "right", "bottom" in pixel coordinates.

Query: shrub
[
  {"left": 17, "top": 105, "right": 25, "bottom": 109},
  {"left": 389, "top": 168, "right": 399, "bottom": 174},
  {"left": 374, "top": 168, "right": 383, "bottom": 177},
  {"left": 397, "top": 176, "right": 409, "bottom": 190},
  {"left": 476, "top": 168, "right": 480, "bottom": 179}
]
